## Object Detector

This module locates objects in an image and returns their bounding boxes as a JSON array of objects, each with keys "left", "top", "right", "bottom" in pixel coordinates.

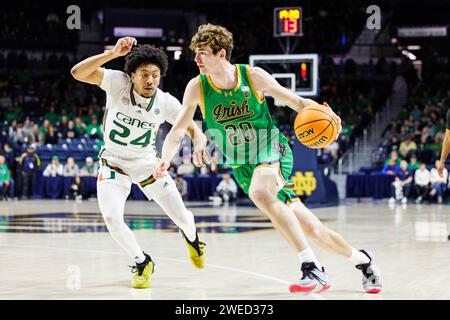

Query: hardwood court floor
[{"left": 0, "top": 199, "right": 449, "bottom": 300}]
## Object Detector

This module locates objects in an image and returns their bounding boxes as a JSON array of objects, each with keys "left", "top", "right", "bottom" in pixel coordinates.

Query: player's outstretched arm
[
  {"left": 70, "top": 37, "right": 137, "bottom": 85},
  {"left": 154, "top": 78, "right": 201, "bottom": 178},
  {"left": 250, "top": 66, "right": 341, "bottom": 134}
]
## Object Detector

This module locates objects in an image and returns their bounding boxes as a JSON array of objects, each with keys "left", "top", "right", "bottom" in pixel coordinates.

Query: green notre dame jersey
[{"left": 199, "top": 64, "right": 287, "bottom": 166}]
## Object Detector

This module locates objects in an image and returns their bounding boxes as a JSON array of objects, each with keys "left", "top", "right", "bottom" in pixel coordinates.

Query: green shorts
[{"left": 231, "top": 140, "right": 299, "bottom": 205}]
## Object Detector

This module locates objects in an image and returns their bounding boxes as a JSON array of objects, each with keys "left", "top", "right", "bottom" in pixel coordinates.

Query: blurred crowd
[
  {"left": 375, "top": 81, "right": 450, "bottom": 204},
  {"left": 379, "top": 84, "right": 450, "bottom": 166},
  {"left": 2, "top": 0, "right": 444, "bottom": 203}
]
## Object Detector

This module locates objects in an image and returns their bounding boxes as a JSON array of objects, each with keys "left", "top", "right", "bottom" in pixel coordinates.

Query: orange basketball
[{"left": 294, "top": 106, "right": 339, "bottom": 149}]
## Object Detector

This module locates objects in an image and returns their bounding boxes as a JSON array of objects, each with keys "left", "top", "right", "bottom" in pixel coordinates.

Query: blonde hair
[{"left": 190, "top": 24, "right": 234, "bottom": 61}]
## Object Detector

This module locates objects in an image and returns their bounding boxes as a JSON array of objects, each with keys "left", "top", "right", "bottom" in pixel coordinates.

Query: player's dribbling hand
[
  {"left": 154, "top": 160, "right": 170, "bottom": 179},
  {"left": 193, "top": 148, "right": 211, "bottom": 168},
  {"left": 193, "top": 138, "right": 210, "bottom": 168},
  {"left": 323, "top": 102, "right": 342, "bottom": 138},
  {"left": 111, "top": 37, "right": 137, "bottom": 57}
]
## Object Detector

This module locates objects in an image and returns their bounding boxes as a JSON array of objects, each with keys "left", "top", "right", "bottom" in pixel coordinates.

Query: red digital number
[{"left": 283, "top": 19, "right": 298, "bottom": 34}]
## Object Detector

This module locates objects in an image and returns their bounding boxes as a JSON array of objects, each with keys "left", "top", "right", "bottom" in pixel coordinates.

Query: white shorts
[{"left": 97, "top": 152, "right": 175, "bottom": 200}]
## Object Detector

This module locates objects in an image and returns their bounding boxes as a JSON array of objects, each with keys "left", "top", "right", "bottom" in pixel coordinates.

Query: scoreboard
[{"left": 273, "top": 7, "right": 303, "bottom": 37}]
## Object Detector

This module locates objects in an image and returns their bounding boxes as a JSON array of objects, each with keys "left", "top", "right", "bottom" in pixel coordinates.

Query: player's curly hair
[
  {"left": 190, "top": 24, "right": 234, "bottom": 61},
  {"left": 124, "top": 44, "right": 169, "bottom": 76}
]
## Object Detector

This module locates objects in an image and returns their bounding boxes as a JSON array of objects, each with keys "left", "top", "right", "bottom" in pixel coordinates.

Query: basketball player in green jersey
[{"left": 155, "top": 24, "right": 382, "bottom": 293}]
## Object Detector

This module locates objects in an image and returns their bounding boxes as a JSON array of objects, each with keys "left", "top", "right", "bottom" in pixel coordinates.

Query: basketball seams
[
  {"left": 294, "top": 107, "right": 333, "bottom": 129},
  {"left": 302, "top": 121, "right": 332, "bottom": 144},
  {"left": 294, "top": 106, "right": 338, "bottom": 148},
  {"left": 307, "top": 117, "right": 335, "bottom": 148},
  {"left": 294, "top": 118, "right": 331, "bottom": 131}
]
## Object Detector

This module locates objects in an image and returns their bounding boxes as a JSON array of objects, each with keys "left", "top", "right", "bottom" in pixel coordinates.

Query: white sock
[
  {"left": 134, "top": 252, "right": 146, "bottom": 264},
  {"left": 298, "top": 248, "right": 322, "bottom": 270},
  {"left": 183, "top": 230, "right": 197, "bottom": 242},
  {"left": 349, "top": 248, "right": 370, "bottom": 265}
]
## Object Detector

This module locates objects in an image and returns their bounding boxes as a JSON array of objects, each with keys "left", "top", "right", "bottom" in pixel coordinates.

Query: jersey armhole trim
[
  {"left": 198, "top": 75, "right": 206, "bottom": 119},
  {"left": 246, "top": 65, "right": 264, "bottom": 104}
]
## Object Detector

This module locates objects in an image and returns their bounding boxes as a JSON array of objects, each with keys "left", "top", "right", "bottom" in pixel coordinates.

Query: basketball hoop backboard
[{"left": 249, "top": 54, "right": 319, "bottom": 97}]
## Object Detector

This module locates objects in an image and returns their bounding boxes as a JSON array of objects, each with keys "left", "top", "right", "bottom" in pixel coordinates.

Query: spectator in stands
[
  {"left": 429, "top": 160, "right": 448, "bottom": 204},
  {"left": 43, "top": 155, "right": 63, "bottom": 177},
  {"left": 39, "top": 119, "right": 51, "bottom": 137},
  {"left": 425, "top": 136, "right": 442, "bottom": 163},
  {"left": 80, "top": 157, "right": 98, "bottom": 177},
  {"left": 59, "top": 115, "right": 69, "bottom": 138},
  {"left": 31, "top": 124, "right": 44, "bottom": 145},
  {"left": 65, "top": 120, "right": 78, "bottom": 139},
  {"left": 382, "top": 158, "right": 400, "bottom": 176},
  {"left": 63, "top": 157, "right": 79, "bottom": 176},
  {"left": 399, "top": 135, "right": 417, "bottom": 161},
  {"left": 215, "top": 174, "right": 238, "bottom": 203},
  {"left": 22, "top": 118, "right": 33, "bottom": 140},
  {"left": 382, "top": 122, "right": 398, "bottom": 140},
  {"left": 12, "top": 124, "right": 28, "bottom": 146},
  {"left": 68, "top": 176, "right": 84, "bottom": 201},
  {"left": 18, "top": 144, "right": 40, "bottom": 199},
  {"left": 0, "top": 129, "right": 9, "bottom": 147},
  {"left": 420, "top": 122, "right": 434, "bottom": 144},
  {"left": 177, "top": 155, "right": 195, "bottom": 175},
  {"left": 86, "top": 117, "right": 102, "bottom": 139},
  {"left": 0, "top": 91, "right": 12, "bottom": 109},
  {"left": 1, "top": 143, "right": 15, "bottom": 173},
  {"left": 175, "top": 174, "right": 188, "bottom": 201},
  {"left": 389, "top": 160, "right": 412, "bottom": 204},
  {"left": 44, "top": 125, "right": 58, "bottom": 145},
  {"left": 408, "top": 155, "right": 420, "bottom": 171},
  {"left": 8, "top": 120, "right": 17, "bottom": 141},
  {"left": 0, "top": 155, "right": 10, "bottom": 200},
  {"left": 411, "top": 104, "right": 422, "bottom": 120},
  {"left": 74, "top": 117, "right": 87, "bottom": 137},
  {"left": 413, "top": 162, "right": 431, "bottom": 204},
  {"left": 387, "top": 136, "right": 401, "bottom": 154},
  {"left": 44, "top": 105, "right": 58, "bottom": 124},
  {"left": 385, "top": 150, "right": 402, "bottom": 166}
]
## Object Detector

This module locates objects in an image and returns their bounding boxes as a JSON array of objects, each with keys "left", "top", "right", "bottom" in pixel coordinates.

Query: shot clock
[{"left": 273, "top": 7, "right": 303, "bottom": 37}]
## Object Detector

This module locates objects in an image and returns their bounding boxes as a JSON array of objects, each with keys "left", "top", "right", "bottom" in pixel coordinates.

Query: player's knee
[
  {"left": 249, "top": 189, "right": 274, "bottom": 207},
  {"left": 103, "top": 215, "right": 123, "bottom": 231}
]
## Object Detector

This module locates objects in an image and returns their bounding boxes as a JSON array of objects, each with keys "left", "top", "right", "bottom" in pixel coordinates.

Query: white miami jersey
[{"left": 99, "top": 69, "right": 181, "bottom": 159}]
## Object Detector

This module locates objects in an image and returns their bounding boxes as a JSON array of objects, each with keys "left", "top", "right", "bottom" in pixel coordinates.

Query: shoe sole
[
  {"left": 191, "top": 258, "right": 205, "bottom": 269},
  {"left": 366, "top": 288, "right": 382, "bottom": 294},
  {"left": 132, "top": 284, "right": 150, "bottom": 289},
  {"left": 289, "top": 283, "right": 330, "bottom": 293}
]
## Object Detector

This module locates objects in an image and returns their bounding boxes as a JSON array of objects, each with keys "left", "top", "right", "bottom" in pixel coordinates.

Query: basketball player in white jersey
[{"left": 71, "top": 37, "right": 208, "bottom": 289}]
